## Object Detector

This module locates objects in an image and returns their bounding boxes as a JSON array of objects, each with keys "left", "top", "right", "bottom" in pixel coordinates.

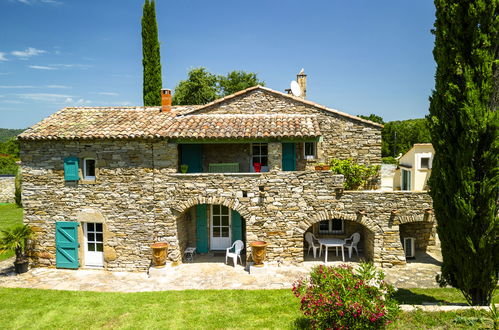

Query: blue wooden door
[
  {"left": 55, "top": 221, "right": 79, "bottom": 269},
  {"left": 231, "top": 210, "right": 242, "bottom": 243},
  {"left": 282, "top": 143, "right": 296, "bottom": 171},
  {"left": 196, "top": 204, "right": 209, "bottom": 253},
  {"left": 180, "top": 144, "right": 203, "bottom": 173}
]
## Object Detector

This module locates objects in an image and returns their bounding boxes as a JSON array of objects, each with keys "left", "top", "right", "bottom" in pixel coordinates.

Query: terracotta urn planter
[
  {"left": 322, "top": 165, "right": 330, "bottom": 171},
  {"left": 250, "top": 241, "right": 268, "bottom": 267},
  {"left": 150, "top": 242, "right": 169, "bottom": 268},
  {"left": 314, "top": 165, "right": 322, "bottom": 170}
]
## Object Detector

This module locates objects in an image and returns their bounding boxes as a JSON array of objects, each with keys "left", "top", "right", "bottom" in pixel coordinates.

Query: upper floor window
[
  {"left": 251, "top": 143, "right": 268, "bottom": 172},
  {"left": 420, "top": 157, "right": 430, "bottom": 169},
  {"left": 303, "top": 142, "right": 316, "bottom": 160},
  {"left": 83, "top": 158, "right": 96, "bottom": 180},
  {"left": 318, "top": 218, "right": 344, "bottom": 234},
  {"left": 416, "top": 152, "right": 432, "bottom": 170}
]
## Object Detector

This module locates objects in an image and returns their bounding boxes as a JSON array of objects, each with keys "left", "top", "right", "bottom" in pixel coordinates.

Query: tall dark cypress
[
  {"left": 428, "top": 0, "right": 498, "bottom": 306},
  {"left": 141, "top": 0, "right": 162, "bottom": 106}
]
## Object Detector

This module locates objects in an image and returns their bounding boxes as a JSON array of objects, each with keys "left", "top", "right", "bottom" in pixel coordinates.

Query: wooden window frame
[
  {"left": 318, "top": 219, "right": 344, "bottom": 234},
  {"left": 303, "top": 142, "right": 317, "bottom": 160},
  {"left": 83, "top": 158, "right": 96, "bottom": 181}
]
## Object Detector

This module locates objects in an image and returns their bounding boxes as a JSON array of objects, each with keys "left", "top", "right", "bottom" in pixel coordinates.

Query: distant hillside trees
[
  {"left": 381, "top": 119, "right": 431, "bottom": 158},
  {"left": 172, "top": 67, "right": 264, "bottom": 105},
  {"left": 358, "top": 114, "right": 384, "bottom": 125},
  {"left": 428, "top": 0, "right": 498, "bottom": 306},
  {"left": 0, "top": 130, "right": 22, "bottom": 175},
  {"left": 141, "top": 0, "right": 162, "bottom": 106}
]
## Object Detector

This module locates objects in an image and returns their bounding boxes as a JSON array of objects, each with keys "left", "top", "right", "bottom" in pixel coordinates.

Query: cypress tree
[
  {"left": 141, "top": 0, "right": 162, "bottom": 106},
  {"left": 428, "top": 0, "right": 498, "bottom": 306}
]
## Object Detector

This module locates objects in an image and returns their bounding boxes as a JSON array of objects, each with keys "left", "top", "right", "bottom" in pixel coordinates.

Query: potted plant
[
  {"left": 315, "top": 163, "right": 330, "bottom": 170},
  {"left": 180, "top": 164, "right": 189, "bottom": 173},
  {"left": 0, "top": 224, "right": 34, "bottom": 274},
  {"left": 253, "top": 162, "right": 262, "bottom": 173}
]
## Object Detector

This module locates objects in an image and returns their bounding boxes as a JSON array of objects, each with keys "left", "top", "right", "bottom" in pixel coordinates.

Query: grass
[
  {"left": 0, "top": 203, "right": 23, "bottom": 261},
  {"left": 0, "top": 288, "right": 496, "bottom": 329}
]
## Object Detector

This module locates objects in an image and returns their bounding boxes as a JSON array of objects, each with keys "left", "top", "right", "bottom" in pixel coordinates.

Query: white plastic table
[{"left": 318, "top": 238, "right": 345, "bottom": 263}]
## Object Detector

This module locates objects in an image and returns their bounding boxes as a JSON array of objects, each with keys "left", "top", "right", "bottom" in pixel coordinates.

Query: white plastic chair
[
  {"left": 344, "top": 232, "right": 361, "bottom": 258},
  {"left": 226, "top": 240, "right": 244, "bottom": 267},
  {"left": 305, "top": 232, "right": 320, "bottom": 258}
]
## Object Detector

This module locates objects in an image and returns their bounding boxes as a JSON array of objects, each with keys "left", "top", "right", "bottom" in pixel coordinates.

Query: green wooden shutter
[
  {"left": 55, "top": 221, "right": 79, "bottom": 269},
  {"left": 196, "top": 204, "right": 209, "bottom": 253},
  {"left": 231, "top": 210, "right": 242, "bottom": 243},
  {"left": 180, "top": 144, "right": 203, "bottom": 173},
  {"left": 282, "top": 143, "right": 296, "bottom": 171},
  {"left": 64, "top": 157, "right": 79, "bottom": 181}
]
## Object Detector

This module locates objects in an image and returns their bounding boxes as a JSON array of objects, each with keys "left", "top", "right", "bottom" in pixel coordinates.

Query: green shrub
[
  {"left": 381, "top": 157, "right": 398, "bottom": 165},
  {"left": 292, "top": 263, "right": 399, "bottom": 329},
  {"left": 329, "top": 159, "right": 380, "bottom": 190}
]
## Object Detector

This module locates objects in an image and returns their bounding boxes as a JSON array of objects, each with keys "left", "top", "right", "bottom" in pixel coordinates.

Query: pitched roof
[
  {"left": 165, "top": 114, "right": 320, "bottom": 139},
  {"left": 18, "top": 106, "right": 320, "bottom": 140},
  {"left": 184, "top": 85, "right": 384, "bottom": 128}
]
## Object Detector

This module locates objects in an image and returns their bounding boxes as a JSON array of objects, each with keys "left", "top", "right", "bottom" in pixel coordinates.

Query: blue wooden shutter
[
  {"left": 55, "top": 221, "right": 79, "bottom": 269},
  {"left": 180, "top": 144, "right": 203, "bottom": 173},
  {"left": 64, "top": 157, "right": 79, "bottom": 181},
  {"left": 231, "top": 210, "right": 242, "bottom": 243},
  {"left": 282, "top": 143, "right": 296, "bottom": 171},
  {"left": 196, "top": 204, "right": 209, "bottom": 253}
]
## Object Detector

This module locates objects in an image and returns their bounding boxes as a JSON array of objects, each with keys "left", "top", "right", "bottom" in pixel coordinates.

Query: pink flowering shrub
[{"left": 292, "top": 263, "right": 399, "bottom": 329}]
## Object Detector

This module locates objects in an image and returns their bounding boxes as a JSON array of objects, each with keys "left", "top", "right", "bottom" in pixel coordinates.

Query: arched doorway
[
  {"left": 176, "top": 203, "right": 246, "bottom": 263},
  {"left": 303, "top": 218, "right": 375, "bottom": 263}
]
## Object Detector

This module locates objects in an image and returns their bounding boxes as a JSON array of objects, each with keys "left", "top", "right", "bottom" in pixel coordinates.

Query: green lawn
[
  {"left": 0, "top": 203, "right": 23, "bottom": 261},
  {"left": 0, "top": 288, "right": 496, "bottom": 329}
]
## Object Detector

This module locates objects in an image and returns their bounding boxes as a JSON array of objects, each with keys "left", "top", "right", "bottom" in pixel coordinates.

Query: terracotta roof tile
[{"left": 19, "top": 107, "right": 320, "bottom": 141}]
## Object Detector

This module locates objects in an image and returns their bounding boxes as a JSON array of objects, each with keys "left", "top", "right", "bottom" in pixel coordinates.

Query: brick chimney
[
  {"left": 161, "top": 89, "right": 172, "bottom": 112},
  {"left": 297, "top": 68, "right": 307, "bottom": 98}
]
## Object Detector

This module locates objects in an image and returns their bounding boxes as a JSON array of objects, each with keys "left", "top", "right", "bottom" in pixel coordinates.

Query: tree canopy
[
  {"left": 141, "top": 0, "right": 162, "bottom": 106},
  {"left": 428, "top": 0, "right": 498, "bottom": 306},
  {"left": 172, "top": 67, "right": 264, "bottom": 105},
  {"left": 381, "top": 119, "right": 431, "bottom": 157},
  {"left": 357, "top": 114, "right": 384, "bottom": 125}
]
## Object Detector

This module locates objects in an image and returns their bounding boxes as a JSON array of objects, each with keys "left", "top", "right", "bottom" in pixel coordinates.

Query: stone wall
[
  {"left": 399, "top": 222, "right": 436, "bottom": 251},
  {"left": 191, "top": 90, "right": 382, "bottom": 165},
  {"left": 21, "top": 139, "right": 433, "bottom": 271},
  {"left": 0, "top": 175, "right": 15, "bottom": 203}
]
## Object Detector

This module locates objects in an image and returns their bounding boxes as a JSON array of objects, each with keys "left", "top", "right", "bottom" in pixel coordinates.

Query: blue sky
[{"left": 0, "top": 0, "right": 436, "bottom": 129}]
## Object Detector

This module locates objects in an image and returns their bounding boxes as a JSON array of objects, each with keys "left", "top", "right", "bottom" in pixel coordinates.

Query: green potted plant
[
  {"left": 180, "top": 164, "right": 189, "bottom": 173},
  {"left": 0, "top": 224, "right": 34, "bottom": 274}
]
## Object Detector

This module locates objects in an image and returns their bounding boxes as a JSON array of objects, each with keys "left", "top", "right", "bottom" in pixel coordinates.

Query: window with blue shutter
[{"left": 64, "top": 157, "right": 79, "bottom": 181}]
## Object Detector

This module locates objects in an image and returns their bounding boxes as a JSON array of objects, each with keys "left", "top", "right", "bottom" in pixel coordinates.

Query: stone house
[{"left": 19, "top": 74, "right": 437, "bottom": 271}]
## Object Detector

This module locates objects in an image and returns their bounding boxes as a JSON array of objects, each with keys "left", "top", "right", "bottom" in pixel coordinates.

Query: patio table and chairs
[{"left": 318, "top": 238, "right": 346, "bottom": 263}]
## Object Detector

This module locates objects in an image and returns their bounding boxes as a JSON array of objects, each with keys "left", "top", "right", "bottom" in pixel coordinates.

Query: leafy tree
[
  {"left": 172, "top": 68, "right": 219, "bottom": 105},
  {"left": 0, "top": 138, "right": 20, "bottom": 158},
  {"left": 141, "top": 0, "right": 162, "bottom": 106},
  {"left": 219, "top": 70, "right": 264, "bottom": 97},
  {"left": 381, "top": 119, "right": 431, "bottom": 157},
  {"left": 428, "top": 0, "right": 498, "bottom": 306},
  {"left": 0, "top": 129, "right": 24, "bottom": 143},
  {"left": 0, "top": 155, "right": 18, "bottom": 175},
  {"left": 172, "top": 67, "right": 265, "bottom": 105},
  {"left": 357, "top": 114, "right": 385, "bottom": 125}
]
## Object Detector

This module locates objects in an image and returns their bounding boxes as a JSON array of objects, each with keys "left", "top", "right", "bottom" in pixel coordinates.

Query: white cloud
[
  {"left": 29, "top": 65, "right": 57, "bottom": 70},
  {"left": 51, "top": 63, "right": 92, "bottom": 69},
  {"left": 95, "top": 92, "right": 119, "bottom": 96},
  {"left": 18, "top": 93, "right": 72, "bottom": 102},
  {"left": 0, "top": 52, "right": 8, "bottom": 61},
  {"left": 46, "top": 84, "right": 70, "bottom": 89},
  {"left": 64, "top": 97, "right": 91, "bottom": 105},
  {"left": 0, "top": 85, "right": 36, "bottom": 89},
  {"left": 11, "top": 47, "right": 46, "bottom": 58},
  {"left": 12, "top": 0, "right": 62, "bottom": 4}
]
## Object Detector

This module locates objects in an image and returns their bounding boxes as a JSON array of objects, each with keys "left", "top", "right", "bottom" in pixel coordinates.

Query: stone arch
[
  {"left": 297, "top": 209, "right": 380, "bottom": 235},
  {"left": 396, "top": 212, "right": 433, "bottom": 225},
  {"left": 170, "top": 196, "right": 252, "bottom": 263},
  {"left": 170, "top": 196, "right": 253, "bottom": 222}
]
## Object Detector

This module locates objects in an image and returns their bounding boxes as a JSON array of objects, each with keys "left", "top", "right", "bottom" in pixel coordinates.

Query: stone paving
[{"left": 0, "top": 251, "right": 443, "bottom": 292}]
